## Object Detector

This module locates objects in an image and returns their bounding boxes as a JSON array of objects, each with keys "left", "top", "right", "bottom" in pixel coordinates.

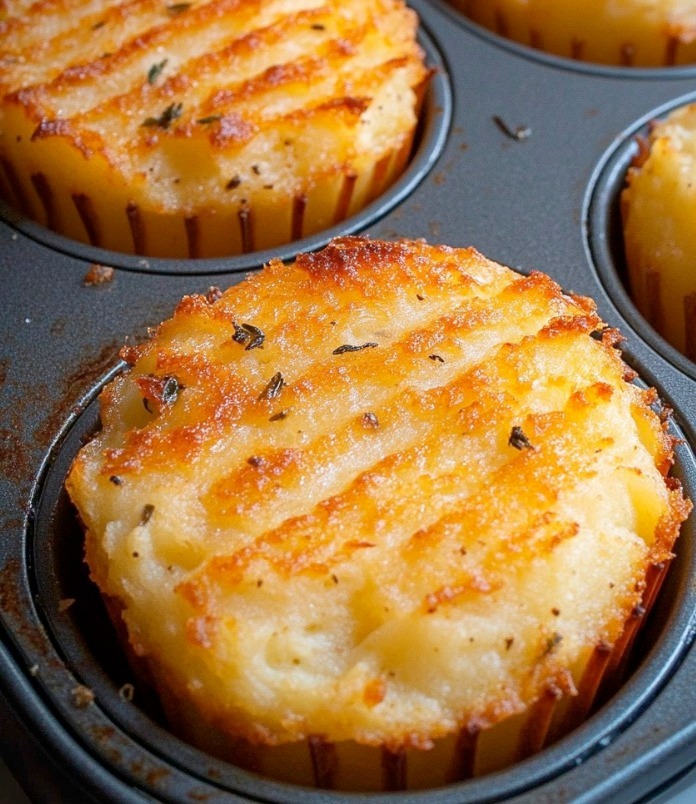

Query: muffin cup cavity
[
  {"left": 586, "top": 92, "right": 696, "bottom": 380},
  {"left": 26, "top": 320, "right": 696, "bottom": 798}
]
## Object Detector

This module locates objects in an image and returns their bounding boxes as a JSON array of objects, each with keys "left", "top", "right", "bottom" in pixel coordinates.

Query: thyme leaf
[
  {"left": 142, "top": 102, "right": 183, "bottom": 130},
  {"left": 147, "top": 58, "right": 168, "bottom": 85}
]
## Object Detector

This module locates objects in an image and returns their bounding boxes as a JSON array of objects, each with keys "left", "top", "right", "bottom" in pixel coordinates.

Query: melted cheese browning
[
  {"left": 67, "top": 237, "right": 689, "bottom": 755},
  {"left": 0, "top": 0, "right": 428, "bottom": 256}
]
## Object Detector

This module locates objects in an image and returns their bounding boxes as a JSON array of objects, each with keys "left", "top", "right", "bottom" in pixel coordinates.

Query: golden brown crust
[{"left": 67, "top": 237, "right": 690, "bottom": 756}]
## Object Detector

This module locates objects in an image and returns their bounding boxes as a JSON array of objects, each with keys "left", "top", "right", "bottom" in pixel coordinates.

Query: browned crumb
[
  {"left": 83, "top": 263, "right": 115, "bottom": 286},
  {"left": 71, "top": 684, "right": 95, "bottom": 708}
]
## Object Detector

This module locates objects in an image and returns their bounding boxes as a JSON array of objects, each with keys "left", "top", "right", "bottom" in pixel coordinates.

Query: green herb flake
[
  {"left": 147, "top": 58, "right": 168, "bottom": 85},
  {"left": 142, "top": 102, "right": 183, "bottom": 130}
]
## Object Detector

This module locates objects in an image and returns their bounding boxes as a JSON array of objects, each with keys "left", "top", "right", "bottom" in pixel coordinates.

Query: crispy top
[{"left": 67, "top": 237, "right": 689, "bottom": 748}]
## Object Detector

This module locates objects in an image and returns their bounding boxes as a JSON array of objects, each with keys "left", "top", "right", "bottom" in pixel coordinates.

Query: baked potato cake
[
  {"left": 622, "top": 103, "right": 696, "bottom": 359},
  {"left": 66, "top": 237, "right": 689, "bottom": 790},
  {"left": 0, "top": 0, "right": 428, "bottom": 257},
  {"left": 454, "top": 0, "right": 696, "bottom": 66}
]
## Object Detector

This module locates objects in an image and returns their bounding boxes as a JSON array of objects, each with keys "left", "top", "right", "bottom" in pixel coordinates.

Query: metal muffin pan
[{"left": 1, "top": 1, "right": 696, "bottom": 801}]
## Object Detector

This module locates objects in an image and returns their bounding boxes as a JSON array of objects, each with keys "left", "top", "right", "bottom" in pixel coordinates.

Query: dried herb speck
[
  {"left": 508, "top": 425, "right": 534, "bottom": 451},
  {"left": 269, "top": 408, "right": 291, "bottom": 422},
  {"left": 493, "top": 115, "right": 531, "bottom": 142},
  {"left": 140, "top": 504, "right": 155, "bottom": 525},
  {"left": 332, "top": 342, "right": 378, "bottom": 355},
  {"left": 197, "top": 114, "right": 222, "bottom": 125},
  {"left": 362, "top": 411, "right": 379, "bottom": 429},
  {"left": 429, "top": 354, "right": 444, "bottom": 363},
  {"left": 162, "top": 375, "right": 182, "bottom": 404},
  {"left": 109, "top": 475, "right": 123, "bottom": 486},
  {"left": 544, "top": 632, "right": 563, "bottom": 655},
  {"left": 205, "top": 286, "right": 223, "bottom": 304},
  {"left": 259, "top": 372, "right": 285, "bottom": 401},
  {"left": 147, "top": 58, "right": 168, "bottom": 85},
  {"left": 232, "top": 322, "right": 265, "bottom": 350},
  {"left": 166, "top": 2, "right": 191, "bottom": 15},
  {"left": 226, "top": 175, "right": 242, "bottom": 190},
  {"left": 142, "top": 102, "right": 183, "bottom": 130}
]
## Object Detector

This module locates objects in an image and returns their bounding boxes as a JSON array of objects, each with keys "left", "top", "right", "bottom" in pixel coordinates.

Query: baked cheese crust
[
  {"left": 66, "top": 237, "right": 689, "bottom": 773},
  {"left": 456, "top": 0, "right": 696, "bottom": 66},
  {"left": 0, "top": 0, "right": 428, "bottom": 257}
]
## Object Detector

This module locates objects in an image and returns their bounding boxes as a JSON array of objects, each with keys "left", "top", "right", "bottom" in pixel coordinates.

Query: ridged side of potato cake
[
  {"left": 0, "top": 0, "right": 428, "bottom": 257},
  {"left": 66, "top": 237, "right": 690, "bottom": 789},
  {"left": 622, "top": 103, "right": 696, "bottom": 360},
  {"left": 455, "top": 0, "right": 696, "bottom": 66}
]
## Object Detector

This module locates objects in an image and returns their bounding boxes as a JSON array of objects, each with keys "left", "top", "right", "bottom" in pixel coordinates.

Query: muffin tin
[{"left": 1, "top": 1, "right": 696, "bottom": 801}]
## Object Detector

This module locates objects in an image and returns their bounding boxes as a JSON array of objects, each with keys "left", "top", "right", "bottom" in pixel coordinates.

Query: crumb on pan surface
[
  {"left": 454, "top": 0, "right": 696, "bottom": 66},
  {"left": 66, "top": 236, "right": 689, "bottom": 764},
  {"left": 622, "top": 103, "right": 696, "bottom": 360},
  {"left": 0, "top": 0, "right": 428, "bottom": 257}
]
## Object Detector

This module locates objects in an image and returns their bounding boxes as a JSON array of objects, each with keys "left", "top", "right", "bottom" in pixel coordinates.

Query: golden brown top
[{"left": 67, "top": 237, "right": 689, "bottom": 748}]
